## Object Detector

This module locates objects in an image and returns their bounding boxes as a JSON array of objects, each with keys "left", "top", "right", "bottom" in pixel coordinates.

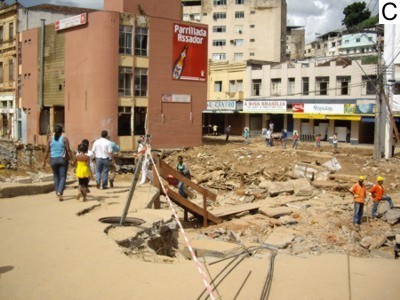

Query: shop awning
[
  {"left": 292, "top": 113, "right": 326, "bottom": 119},
  {"left": 325, "top": 115, "right": 361, "bottom": 121}
]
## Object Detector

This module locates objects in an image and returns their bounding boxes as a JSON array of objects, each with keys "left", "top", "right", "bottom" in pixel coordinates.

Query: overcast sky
[{"left": 11, "top": 0, "right": 379, "bottom": 44}]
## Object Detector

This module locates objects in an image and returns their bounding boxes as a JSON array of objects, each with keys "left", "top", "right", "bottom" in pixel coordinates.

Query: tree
[{"left": 342, "top": 2, "right": 371, "bottom": 30}]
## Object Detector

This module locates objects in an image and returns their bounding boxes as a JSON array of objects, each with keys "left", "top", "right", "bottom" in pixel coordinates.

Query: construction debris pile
[{"left": 163, "top": 142, "right": 400, "bottom": 259}]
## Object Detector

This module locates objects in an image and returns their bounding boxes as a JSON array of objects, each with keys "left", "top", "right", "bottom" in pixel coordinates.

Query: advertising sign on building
[
  {"left": 292, "top": 103, "right": 304, "bottom": 113},
  {"left": 55, "top": 13, "right": 87, "bottom": 31},
  {"left": 161, "top": 94, "right": 191, "bottom": 103},
  {"left": 172, "top": 23, "right": 208, "bottom": 81},
  {"left": 303, "top": 104, "right": 344, "bottom": 114},
  {"left": 356, "top": 100, "right": 376, "bottom": 114},
  {"left": 344, "top": 104, "right": 356, "bottom": 114},
  {"left": 207, "top": 101, "right": 236, "bottom": 111},
  {"left": 243, "top": 101, "right": 287, "bottom": 112}
]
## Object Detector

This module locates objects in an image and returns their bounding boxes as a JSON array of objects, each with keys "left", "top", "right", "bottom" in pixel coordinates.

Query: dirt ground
[{"left": 1, "top": 137, "right": 400, "bottom": 299}]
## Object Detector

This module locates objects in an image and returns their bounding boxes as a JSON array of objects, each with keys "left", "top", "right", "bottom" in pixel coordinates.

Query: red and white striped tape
[{"left": 148, "top": 150, "right": 217, "bottom": 300}]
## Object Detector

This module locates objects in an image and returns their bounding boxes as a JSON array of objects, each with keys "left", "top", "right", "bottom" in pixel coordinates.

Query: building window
[
  {"left": 233, "top": 52, "right": 243, "bottom": 61},
  {"left": 119, "top": 25, "right": 132, "bottom": 55},
  {"left": 271, "top": 78, "right": 281, "bottom": 96},
  {"left": 250, "top": 24, "right": 255, "bottom": 28},
  {"left": 337, "top": 76, "right": 350, "bottom": 95},
  {"left": 213, "top": 39, "right": 226, "bottom": 46},
  {"left": 356, "top": 38, "right": 360, "bottom": 42},
  {"left": 288, "top": 78, "right": 295, "bottom": 96},
  {"left": 213, "top": 26, "right": 226, "bottom": 33},
  {"left": 134, "top": 68, "right": 148, "bottom": 97},
  {"left": 332, "top": 42, "right": 336, "bottom": 47},
  {"left": 8, "top": 59, "right": 14, "bottom": 81},
  {"left": 235, "top": 0, "right": 244, "bottom": 4},
  {"left": 229, "top": 80, "right": 243, "bottom": 93},
  {"left": 183, "top": 14, "right": 190, "bottom": 21},
  {"left": 9, "top": 22, "right": 14, "bottom": 40},
  {"left": 250, "top": 38, "right": 255, "bottom": 42},
  {"left": 302, "top": 77, "right": 309, "bottom": 95},
  {"left": 252, "top": 79, "right": 261, "bottom": 96},
  {"left": 118, "top": 67, "right": 132, "bottom": 96},
  {"left": 212, "top": 53, "right": 226, "bottom": 60},
  {"left": 345, "top": 39, "right": 349, "bottom": 44},
  {"left": 316, "top": 77, "right": 329, "bottom": 95},
  {"left": 362, "top": 75, "right": 377, "bottom": 95},
  {"left": 213, "top": 12, "right": 226, "bottom": 19},
  {"left": 214, "top": 81, "right": 222, "bottom": 92},
  {"left": 213, "top": 0, "right": 226, "bottom": 5},
  {"left": 250, "top": 11, "right": 255, "bottom": 14},
  {"left": 0, "top": 62, "right": 3, "bottom": 83},
  {"left": 0, "top": 26, "right": 3, "bottom": 43},
  {"left": 235, "top": 11, "right": 244, "bottom": 18},
  {"left": 134, "top": 107, "right": 146, "bottom": 136},
  {"left": 118, "top": 106, "right": 132, "bottom": 136},
  {"left": 232, "top": 39, "right": 243, "bottom": 46},
  {"left": 249, "top": 52, "right": 255, "bottom": 56},
  {"left": 135, "top": 27, "right": 148, "bottom": 56}
]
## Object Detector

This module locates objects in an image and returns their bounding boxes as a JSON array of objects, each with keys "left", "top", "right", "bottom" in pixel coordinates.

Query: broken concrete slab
[
  {"left": 384, "top": 209, "right": 400, "bottom": 225},
  {"left": 264, "top": 228, "right": 295, "bottom": 249},
  {"left": 279, "top": 216, "right": 298, "bottom": 225},
  {"left": 360, "top": 236, "right": 387, "bottom": 250},
  {"left": 259, "top": 206, "right": 293, "bottom": 218},
  {"left": 292, "top": 162, "right": 330, "bottom": 181},
  {"left": 181, "top": 238, "right": 244, "bottom": 258},
  {"left": 290, "top": 178, "right": 313, "bottom": 196},
  {"left": 269, "top": 181, "right": 294, "bottom": 197}
]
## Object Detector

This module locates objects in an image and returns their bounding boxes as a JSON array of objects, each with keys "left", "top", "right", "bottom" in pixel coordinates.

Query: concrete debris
[{"left": 259, "top": 206, "right": 293, "bottom": 218}]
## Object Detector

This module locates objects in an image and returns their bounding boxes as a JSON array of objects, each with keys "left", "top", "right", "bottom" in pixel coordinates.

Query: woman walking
[{"left": 43, "top": 125, "right": 74, "bottom": 201}]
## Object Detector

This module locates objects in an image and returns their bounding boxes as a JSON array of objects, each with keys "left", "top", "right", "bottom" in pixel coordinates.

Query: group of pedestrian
[
  {"left": 43, "top": 125, "right": 120, "bottom": 202},
  {"left": 349, "top": 175, "right": 395, "bottom": 229}
]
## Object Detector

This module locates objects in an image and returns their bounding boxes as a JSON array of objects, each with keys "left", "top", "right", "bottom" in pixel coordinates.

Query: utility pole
[{"left": 373, "top": 29, "right": 383, "bottom": 159}]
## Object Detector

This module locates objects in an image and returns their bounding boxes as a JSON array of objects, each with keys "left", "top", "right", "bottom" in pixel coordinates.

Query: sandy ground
[{"left": 1, "top": 179, "right": 400, "bottom": 299}]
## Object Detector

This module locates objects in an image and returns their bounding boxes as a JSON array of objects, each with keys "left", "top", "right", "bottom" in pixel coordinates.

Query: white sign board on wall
[
  {"left": 55, "top": 13, "right": 87, "bottom": 31},
  {"left": 243, "top": 101, "right": 287, "bottom": 112}
]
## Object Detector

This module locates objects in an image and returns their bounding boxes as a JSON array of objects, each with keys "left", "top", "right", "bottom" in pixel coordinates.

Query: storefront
[{"left": 203, "top": 100, "right": 243, "bottom": 135}]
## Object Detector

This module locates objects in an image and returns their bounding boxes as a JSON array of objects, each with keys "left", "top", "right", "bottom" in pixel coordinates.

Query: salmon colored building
[{"left": 20, "top": 0, "right": 208, "bottom": 150}]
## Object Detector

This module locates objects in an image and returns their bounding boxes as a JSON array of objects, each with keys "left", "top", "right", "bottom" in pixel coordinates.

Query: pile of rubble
[{"left": 163, "top": 142, "right": 400, "bottom": 259}]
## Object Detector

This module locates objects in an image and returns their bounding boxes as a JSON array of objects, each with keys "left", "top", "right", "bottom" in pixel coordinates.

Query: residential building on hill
[{"left": 182, "top": 0, "right": 287, "bottom": 63}]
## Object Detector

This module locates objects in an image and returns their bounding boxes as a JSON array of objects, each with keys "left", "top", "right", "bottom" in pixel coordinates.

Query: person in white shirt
[{"left": 92, "top": 130, "right": 113, "bottom": 189}]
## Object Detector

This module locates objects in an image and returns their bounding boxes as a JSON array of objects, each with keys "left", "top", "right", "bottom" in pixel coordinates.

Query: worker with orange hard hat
[
  {"left": 349, "top": 176, "right": 367, "bottom": 228},
  {"left": 370, "top": 176, "right": 395, "bottom": 220}
]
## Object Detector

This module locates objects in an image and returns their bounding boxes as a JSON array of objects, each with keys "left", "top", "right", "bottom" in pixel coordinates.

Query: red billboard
[{"left": 172, "top": 23, "right": 208, "bottom": 81}]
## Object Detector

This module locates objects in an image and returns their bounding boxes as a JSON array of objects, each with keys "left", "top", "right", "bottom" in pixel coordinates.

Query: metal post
[
  {"left": 120, "top": 155, "right": 143, "bottom": 225},
  {"left": 39, "top": 19, "right": 45, "bottom": 110},
  {"left": 374, "top": 29, "right": 383, "bottom": 159}
]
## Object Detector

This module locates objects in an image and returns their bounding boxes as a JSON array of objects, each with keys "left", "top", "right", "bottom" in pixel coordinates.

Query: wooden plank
[
  {"left": 211, "top": 203, "right": 262, "bottom": 218},
  {"left": 166, "top": 189, "right": 222, "bottom": 224},
  {"left": 160, "top": 160, "right": 217, "bottom": 201}
]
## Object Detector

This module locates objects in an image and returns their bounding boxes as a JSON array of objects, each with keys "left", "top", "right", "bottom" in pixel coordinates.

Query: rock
[
  {"left": 290, "top": 178, "right": 313, "bottom": 196},
  {"left": 259, "top": 206, "right": 293, "bottom": 218},
  {"left": 360, "top": 236, "right": 387, "bottom": 250},
  {"left": 264, "top": 228, "right": 295, "bottom": 248},
  {"left": 269, "top": 181, "right": 294, "bottom": 197},
  {"left": 384, "top": 209, "right": 400, "bottom": 225},
  {"left": 377, "top": 202, "right": 391, "bottom": 217},
  {"left": 279, "top": 216, "right": 297, "bottom": 225},
  {"left": 12, "top": 177, "right": 33, "bottom": 184}
]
